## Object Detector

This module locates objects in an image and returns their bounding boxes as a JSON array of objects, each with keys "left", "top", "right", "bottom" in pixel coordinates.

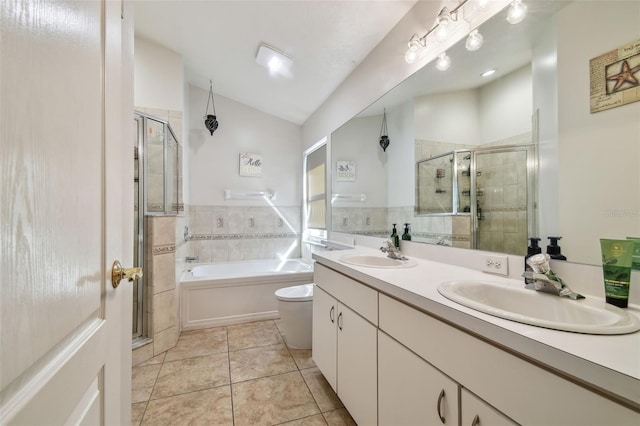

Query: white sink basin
[
  {"left": 340, "top": 254, "right": 417, "bottom": 268},
  {"left": 438, "top": 280, "right": 640, "bottom": 335}
]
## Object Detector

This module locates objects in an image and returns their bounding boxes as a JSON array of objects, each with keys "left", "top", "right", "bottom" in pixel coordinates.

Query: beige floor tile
[
  {"left": 227, "top": 320, "right": 283, "bottom": 351},
  {"left": 132, "top": 387, "right": 153, "bottom": 404},
  {"left": 288, "top": 347, "right": 316, "bottom": 370},
  {"left": 230, "top": 343, "right": 297, "bottom": 383},
  {"left": 150, "top": 353, "right": 230, "bottom": 400},
  {"left": 232, "top": 371, "right": 320, "bottom": 426},
  {"left": 279, "top": 413, "right": 328, "bottom": 426},
  {"left": 131, "top": 402, "right": 146, "bottom": 426},
  {"left": 164, "top": 327, "right": 227, "bottom": 362},
  {"left": 301, "top": 367, "right": 343, "bottom": 412},
  {"left": 136, "top": 352, "right": 166, "bottom": 367},
  {"left": 322, "top": 408, "right": 357, "bottom": 426},
  {"left": 132, "top": 364, "right": 161, "bottom": 389},
  {"left": 142, "top": 387, "right": 233, "bottom": 426}
]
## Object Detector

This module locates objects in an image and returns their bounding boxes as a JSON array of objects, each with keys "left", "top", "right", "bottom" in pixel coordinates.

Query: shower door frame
[{"left": 133, "top": 115, "right": 146, "bottom": 344}]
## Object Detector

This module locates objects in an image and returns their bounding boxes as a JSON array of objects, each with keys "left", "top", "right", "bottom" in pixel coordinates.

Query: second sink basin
[
  {"left": 340, "top": 254, "right": 417, "bottom": 268},
  {"left": 438, "top": 280, "right": 640, "bottom": 335}
]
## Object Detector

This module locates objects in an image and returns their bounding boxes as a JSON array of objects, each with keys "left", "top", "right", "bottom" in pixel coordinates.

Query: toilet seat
[{"left": 275, "top": 283, "right": 314, "bottom": 302}]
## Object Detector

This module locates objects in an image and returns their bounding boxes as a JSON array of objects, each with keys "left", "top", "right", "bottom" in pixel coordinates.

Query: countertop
[{"left": 312, "top": 247, "right": 640, "bottom": 409}]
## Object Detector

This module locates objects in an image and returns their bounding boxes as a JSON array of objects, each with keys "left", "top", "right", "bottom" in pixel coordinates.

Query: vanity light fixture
[
  {"left": 436, "top": 52, "right": 452, "bottom": 71},
  {"left": 404, "top": 0, "right": 476, "bottom": 64},
  {"left": 465, "top": 29, "right": 484, "bottom": 51},
  {"left": 256, "top": 43, "right": 293, "bottom": 77},
  {"left": 506, "top": 0, "right": 528, "bottom": 24},
  {"left": 379, "top": 108, "right": 390, "bottom": 152},
  {"left": 204, "top": 80, "right": 219, "bottom": 136}
]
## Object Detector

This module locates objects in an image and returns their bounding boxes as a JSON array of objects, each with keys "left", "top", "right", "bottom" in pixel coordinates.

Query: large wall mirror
[{"left": 330, "top": 0, "right": 640, "bottom": 266}]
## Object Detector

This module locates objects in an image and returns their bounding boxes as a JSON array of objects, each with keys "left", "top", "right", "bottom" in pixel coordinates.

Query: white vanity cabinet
[
  {"left": 378, "top": 293, "right": 638, "bottom": 426},
  {"left": 312, "top": 264, "right": 378, "bottom": 426},
  {"left": 461, "top": 388, "right": 517, "bottom": 426},
  {"left": 378, "top": 330, "right": 459, "bottom": 426}
]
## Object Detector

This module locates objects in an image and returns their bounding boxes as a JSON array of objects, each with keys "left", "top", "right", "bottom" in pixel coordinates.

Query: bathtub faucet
[{"left": 185, "top": 256, "right": 199, "bottom": 263}]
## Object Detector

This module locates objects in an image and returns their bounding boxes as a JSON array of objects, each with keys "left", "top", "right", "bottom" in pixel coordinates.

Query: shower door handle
[{"left": 111, "top": 260, "right": 143, "bottom": 288}]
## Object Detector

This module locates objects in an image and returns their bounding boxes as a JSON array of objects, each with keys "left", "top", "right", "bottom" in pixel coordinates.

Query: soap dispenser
[
  {"left": 402, "top": 223, "right": 412, "bottom": 241},
  {"left": 524, "top": 238, "right": 542, "bottom": 285},
  {"left": 390, "top": 224, "right": 400, "bottom": 248},
  {"left": 546, "top": 237, "right": 567, "bottom": 260}
]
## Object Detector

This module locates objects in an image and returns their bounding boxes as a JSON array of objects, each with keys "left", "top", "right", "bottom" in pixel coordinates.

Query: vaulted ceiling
[{"left": 133, "top": 1, "right": 418, "bottom": 125}]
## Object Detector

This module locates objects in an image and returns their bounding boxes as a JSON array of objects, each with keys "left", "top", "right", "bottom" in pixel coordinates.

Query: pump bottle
[
  {"left": 546, "top": 236, "right": 567, "bottom": 260},
  {"left": 390, "top": 224, "right": 400, "bottom": 248},
  {"left": 525, "top": 238, "right": 542, "bottom": 285}
]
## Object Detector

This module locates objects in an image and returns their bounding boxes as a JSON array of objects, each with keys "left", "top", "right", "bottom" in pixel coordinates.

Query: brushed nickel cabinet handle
[{"left": 437, "top": 389, "right": 446, "bottom": 423}]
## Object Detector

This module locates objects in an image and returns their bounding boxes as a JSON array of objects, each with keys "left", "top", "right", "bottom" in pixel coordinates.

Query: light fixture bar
[{"left": 404, "top": 0, "right": 471, "bottom": 63}]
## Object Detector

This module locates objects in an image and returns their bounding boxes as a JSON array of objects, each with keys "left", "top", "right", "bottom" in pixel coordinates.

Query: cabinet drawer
[
  {"left": 314, "top": 263, "right": 378, "bottom": 325},
  {"left": 379, "top": 294, "right": 639, "bottom": 425}
]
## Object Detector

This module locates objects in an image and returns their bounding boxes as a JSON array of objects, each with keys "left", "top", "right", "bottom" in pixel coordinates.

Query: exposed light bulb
[
  {"left": 405, "top": 46, "right": 418, "bottom": 64},
  {"left": 465, "top": 29, "right": 484, "bottom": 51},
  {"left": 436, "top": 52, "right": 451, "bottom": 71},
  {"left": 435, "top": 9, "right": 452, "bottom": 42},
  {"left": 405, "top": 35, "right": 421, "bottom": 64},
  {"left": 507, "top": 0, "right": 528, "bottom": 24},
  {"left": 473, "top": 0, "right": 489, "bottom": 11}
]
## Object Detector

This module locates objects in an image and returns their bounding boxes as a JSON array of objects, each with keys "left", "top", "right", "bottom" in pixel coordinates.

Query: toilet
[{"left": 275, "top": 283, "right": 314, "bottom": 349}]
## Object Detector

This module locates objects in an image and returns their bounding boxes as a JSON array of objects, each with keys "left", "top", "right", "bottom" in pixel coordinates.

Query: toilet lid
[{"left": 275, "top": 283, "right": 314, "bottom": 301}]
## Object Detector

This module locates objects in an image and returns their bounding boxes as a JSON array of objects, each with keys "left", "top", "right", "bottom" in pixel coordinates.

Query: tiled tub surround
[
  {"left": 188, "top": 205, "right": 302, "bottom": 263},
  {"left": 132, "top": 320, "right": 355, "bottom": 426}
]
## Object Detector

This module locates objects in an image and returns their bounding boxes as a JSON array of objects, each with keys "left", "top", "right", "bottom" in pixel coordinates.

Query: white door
[{"left": 1, "top": 1, "right": 134, "bottom": 424}]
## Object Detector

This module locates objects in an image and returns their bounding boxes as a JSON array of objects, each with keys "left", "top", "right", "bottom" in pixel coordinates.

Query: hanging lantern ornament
[
  {"left": 204, "top": 80, "right": 219, "bottom": 135},
  {"left": 379, "top": 108, "right": 390, "bottom": 152}
]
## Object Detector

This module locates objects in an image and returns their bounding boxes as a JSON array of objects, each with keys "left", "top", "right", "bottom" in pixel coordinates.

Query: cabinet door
[
  {"left": 312, "top": 285, "right": 338, "bottom": 391},
  {"left": 379, "top": 331, "right": 459, "bottom": 426},
  {"left": 461, "top": 388, "right": 517, "bottom": 426},
  {"left": 337, "top": 303, "right": 377, "bottom": 426}
]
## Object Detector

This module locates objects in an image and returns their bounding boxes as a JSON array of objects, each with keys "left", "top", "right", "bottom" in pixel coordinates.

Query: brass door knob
[{"left": 111, "top": 260, "right": 143, "bottom": 288}]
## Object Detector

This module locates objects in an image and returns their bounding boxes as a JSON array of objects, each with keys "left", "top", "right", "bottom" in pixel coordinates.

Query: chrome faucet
[
  {"left": 522, "top": 254, "right": 584, "bottom": 300},
  {"left": 185, "top": 256, "right": 199, "bottom": 263},
  {"left": 380, "top": 239, "right": 408, "bottom": 260}
]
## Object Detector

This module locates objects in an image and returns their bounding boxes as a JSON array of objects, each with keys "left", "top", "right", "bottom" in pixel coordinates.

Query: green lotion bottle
[
  {"left": 390, "top": 224, "right": 400, "bottom": 248},
  {"left": 402, "top": 223, "right": 411, "bottom": 241}
]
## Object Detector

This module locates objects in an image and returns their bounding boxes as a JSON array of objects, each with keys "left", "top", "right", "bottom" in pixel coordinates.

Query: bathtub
[{"left": 180, "top": 259, "right": 314, "bottom": 330}]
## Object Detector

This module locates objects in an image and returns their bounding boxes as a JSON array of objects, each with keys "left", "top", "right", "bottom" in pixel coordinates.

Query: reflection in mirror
[{"left": 331, "top": 0, "right": 640, "bottom": 265}]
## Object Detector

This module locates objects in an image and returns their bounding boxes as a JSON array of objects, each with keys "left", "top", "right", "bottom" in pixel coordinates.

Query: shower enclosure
[
  {"left": 416, "top": 144, "right": 537, "bottom": 255},
  {"left": 133, "top": 112, "right": 182, "bottom": 345}
]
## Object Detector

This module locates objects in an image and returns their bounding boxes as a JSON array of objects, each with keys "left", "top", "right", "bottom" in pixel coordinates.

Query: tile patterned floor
[{"left": 132, "top": 320, "right": 356, "bottom": 426}]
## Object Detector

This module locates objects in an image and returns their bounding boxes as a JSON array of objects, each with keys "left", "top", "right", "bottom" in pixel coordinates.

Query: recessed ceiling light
[
  {"left": 256, "top": 43, "right": 293, "bottom": 77},
  {"left": 481, "top": 69, "right": 496, "bottom": 77}
]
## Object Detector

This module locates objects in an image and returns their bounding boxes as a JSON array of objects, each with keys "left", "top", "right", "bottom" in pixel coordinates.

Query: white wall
[
  {"left": 479, "top": 65, "right": 532, "bottom": 143},
  {"left": 387, "top": 100, "right": 415, "bottom": 207},
  {"left": 532, "top": 15, "right": 559, "bottom": 242},
  {"left": 134, "top": 37, "right": 184, "bottom": 111},
  {"left": 557, "top": 0, "right": 640, "bottom": 265},
  {"left": 331, "top": 115, "right": 387, "bottom": 207},
  {"left": 188, "top": 84, "right": 302, "bottom": 207},
  {"left": 414, "top": 89, "right": 480, "bottom": 144}
]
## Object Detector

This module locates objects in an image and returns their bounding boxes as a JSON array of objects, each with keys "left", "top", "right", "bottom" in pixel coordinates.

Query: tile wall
[
  {"left": 133, "top": 107, "right": 184, "bottom": 365},
  {"left": 186, "top": 205, "right": 302, "bottom": 263}
]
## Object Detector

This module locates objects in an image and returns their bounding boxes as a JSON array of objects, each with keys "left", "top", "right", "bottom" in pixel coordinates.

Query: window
[{"left": 304, "top": 141, "right": 327, "bottom": 233}]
